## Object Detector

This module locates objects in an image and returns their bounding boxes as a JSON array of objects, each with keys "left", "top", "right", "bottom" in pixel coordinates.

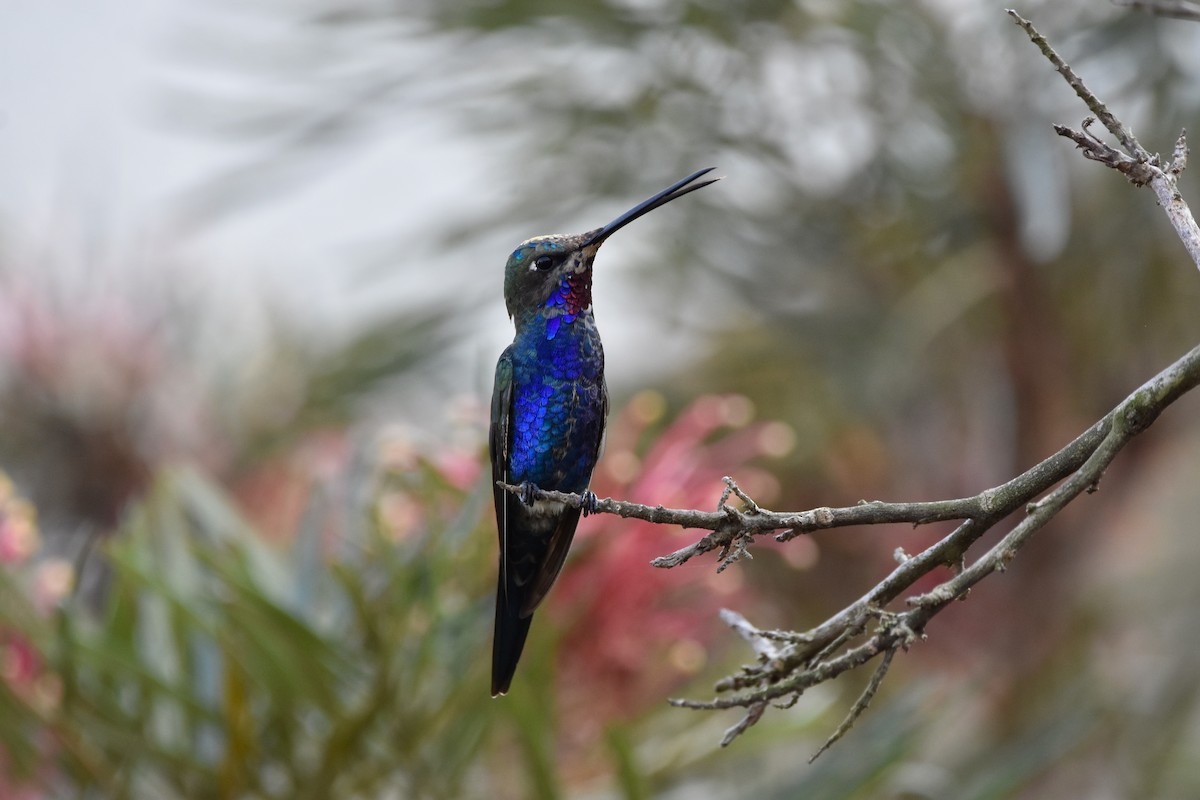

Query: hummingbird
[{"left": 490, "top": 167, "right": 719, "bottom": 696}]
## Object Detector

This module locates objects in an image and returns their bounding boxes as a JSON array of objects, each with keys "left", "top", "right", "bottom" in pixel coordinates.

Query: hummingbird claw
[
  {"left": 581, "top": 490, "right": 599, "bottom": 517},
  {"left": 518, "top": 481, "right": 538, "bottom": 506}
]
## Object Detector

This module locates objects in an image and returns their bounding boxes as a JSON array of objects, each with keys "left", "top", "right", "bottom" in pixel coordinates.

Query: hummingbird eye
[{"left": 533, "top": 254, "right": 563, "bottom": 271}]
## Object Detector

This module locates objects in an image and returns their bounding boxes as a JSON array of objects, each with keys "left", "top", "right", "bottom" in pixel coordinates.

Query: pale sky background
[
  {"left": 0, "top": 2, "right": 486, "bottom": 296},
  {"left": 0, "top": 1, "right": 703, "bottom": 407}
]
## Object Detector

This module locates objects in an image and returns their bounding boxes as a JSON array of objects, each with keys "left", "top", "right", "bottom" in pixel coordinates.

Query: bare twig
[
  {"left": 1170, "top": 129, "right": 1189, "bottom": 175},
  {"left": 719, "top": 608, "right": 784, "bottom": 660},
  {"left": 1007, "top": 9, "right": 1147, "bottom": 158},
  {"left": 809, "top": 648, "right": 895, "bottom": 763},
  {"left": 1052, "top": 119, "right": 1157, "bottom": 186},
  {"left": 718, "top": 701, "right": 766, "bottom": 748},
  {"left": 1008, "top": 9, "right": 1200, "bottom": 272}
]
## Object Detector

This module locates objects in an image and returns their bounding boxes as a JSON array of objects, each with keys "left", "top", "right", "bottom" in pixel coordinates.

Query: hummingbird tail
[{"left": 491, "top": 586, "right": 533, "bottom": 696}]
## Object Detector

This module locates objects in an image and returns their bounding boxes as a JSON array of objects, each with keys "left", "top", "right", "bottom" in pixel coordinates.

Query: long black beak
[{"left": 582, "top": 167, "right": 719, "bottom": 248}]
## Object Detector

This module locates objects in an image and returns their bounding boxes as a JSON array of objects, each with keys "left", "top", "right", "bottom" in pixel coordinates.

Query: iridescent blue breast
[{"left": 509, "top": 313, "right": 605, "bottom": 492}]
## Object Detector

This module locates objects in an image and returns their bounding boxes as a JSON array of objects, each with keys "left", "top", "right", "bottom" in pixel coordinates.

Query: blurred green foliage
[
  {"left": 0, "top": 427, "right": 925, "bottom": 799},
  {"left": 0, "top": 462, "right": 500, "bottom": 798},
  {"left": 3, "top": 0, "right": 1200, "bottom": 796}
]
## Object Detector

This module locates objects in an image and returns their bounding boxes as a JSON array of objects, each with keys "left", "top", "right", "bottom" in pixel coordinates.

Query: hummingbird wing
[
  {"left": 489, "top": 348, "right": 515, "bottom": 569},
  {"left": 490, "top": 348, "right": 530, "bottom": 695},
  {"left": 520, "top": 380, "right": 607, "bottom": 616}
]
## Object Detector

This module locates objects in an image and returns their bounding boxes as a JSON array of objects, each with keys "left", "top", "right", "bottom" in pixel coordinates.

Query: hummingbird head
[{"left": 502, "top": 167, "right": 719, "bottom": 325}]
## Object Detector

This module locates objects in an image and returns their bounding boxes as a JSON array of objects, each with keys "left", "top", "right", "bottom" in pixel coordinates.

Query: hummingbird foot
[
  {"left": 518, "top": 481, "right": 539, "bottom": 506},
  {"left": 581, "top": 490, "right": 599, "bottom": 517}
]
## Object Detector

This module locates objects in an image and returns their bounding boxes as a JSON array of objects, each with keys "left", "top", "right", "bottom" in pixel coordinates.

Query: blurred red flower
[{"left": 550, "top": 391, "right": 793, "bottom": 734}]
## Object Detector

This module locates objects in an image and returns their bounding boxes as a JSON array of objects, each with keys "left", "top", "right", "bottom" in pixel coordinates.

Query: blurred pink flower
[
  {"left": 231, "top": 429, "right": 352, "bottom": 543},
  {"left": 434, "top": 449, "right": 483, "bottom": 491},
  {"left": 0, "top": 477, "right": 38, "bottom": 566},
  {"left": 31, "top": 561, "right": 74, "bottom": 616},
  {"left": 0, "top": 635, "right": 39, "bottom": 689},
  {"left": 377, "top": 490, "right": 426, "bottom": 540},
  {"left": 0, "top": 631, "right": 61, "bottom": 796},
  {"left": 0, "top": 511, "right": 37, "bottom": 567}
]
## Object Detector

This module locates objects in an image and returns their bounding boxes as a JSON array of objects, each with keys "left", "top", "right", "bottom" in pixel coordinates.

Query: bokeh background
[{"left": 2, "top": 1, "right": 1200, "bottom": 797}]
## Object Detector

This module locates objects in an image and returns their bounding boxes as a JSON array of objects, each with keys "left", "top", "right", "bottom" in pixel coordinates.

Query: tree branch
[
  {"left": 497, "top": 341, "right": 1200, "bottom": 746},
  {"left": 1007, "top": 9, "right": 1200, "bottom": 273},
  {"left": 496, "top": 11, "right": 1200, "bottom": 752}
]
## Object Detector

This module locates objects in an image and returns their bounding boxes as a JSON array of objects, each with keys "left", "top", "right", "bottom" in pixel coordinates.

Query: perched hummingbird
[{"left": 490, "top": 167, "right": 719, "bottom": 696}]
